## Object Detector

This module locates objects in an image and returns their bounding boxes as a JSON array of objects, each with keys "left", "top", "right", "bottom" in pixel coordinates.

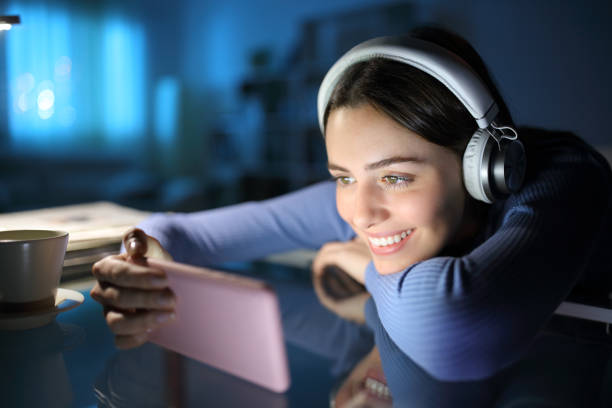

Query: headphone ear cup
[
  {"left": 463, "top": 129, "right": 493, "bottom": 203},
  {"left": 491, "top": 140, "right": 526, "bottom": 195}
]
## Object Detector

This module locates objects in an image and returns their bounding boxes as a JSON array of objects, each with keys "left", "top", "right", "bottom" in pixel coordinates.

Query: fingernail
[
  {"left": 157, "top": 313, "right": 175, "bottom": 323},
  {"left": 128, "top": 239, "right": 144, "bottom": 255}
]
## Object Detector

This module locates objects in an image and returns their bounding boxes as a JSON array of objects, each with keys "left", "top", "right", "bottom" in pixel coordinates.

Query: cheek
[
  {"left": 436, "top": 158, "right": 467, "bottom": 226},
  {"left": 335, "top": 188, "right": 352, "bottom": 223},
  {"left": 427, "top": 180, "right": 467, "bottom": 239},
  {"left": 439, "top": 171, "right": 467, "bottom": 217},
  {"left": 394, "top": 181, "right": 463, "bottom": 232},
  {"left": 390, "top": 191, "right": 437, "bottom": 225}
]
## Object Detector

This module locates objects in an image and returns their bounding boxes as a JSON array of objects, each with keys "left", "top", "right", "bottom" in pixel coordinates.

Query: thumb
[
  {"left": 124, "top": 227, "right": 173, "bottom": 261},
  {"left": 123, "top": 227, "right": 148, "bottom": 259}
]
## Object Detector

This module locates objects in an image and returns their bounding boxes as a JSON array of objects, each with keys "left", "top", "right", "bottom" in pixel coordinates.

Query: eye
[
  {"left": 380, "top": 175, "right": 413, "bottom": 188},
  {"left": 334, "top": 176, "right": 355, "bottom": 186},
  {"left": 382, "top": 175, "right": 407, "bottom": 184}
]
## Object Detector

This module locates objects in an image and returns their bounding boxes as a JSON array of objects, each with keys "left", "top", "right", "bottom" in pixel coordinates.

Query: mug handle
[{"left": 55, "top": 289, "right": 85, "bottom": 313}]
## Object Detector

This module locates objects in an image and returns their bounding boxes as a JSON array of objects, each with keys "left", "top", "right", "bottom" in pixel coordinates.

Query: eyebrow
[{"left": 327, "top": 155, "right": 427, "bottom": 172}]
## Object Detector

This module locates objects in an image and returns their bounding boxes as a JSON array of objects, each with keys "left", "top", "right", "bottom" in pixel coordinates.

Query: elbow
[
  {"left": 391, "top": 304, "right": 524, "bottom": 382},
  {"left": 374, "top": 258, "right": 531, "bottom": 381},
  {"left": 413, "top": 346, "right": 513, "bottom": 382}
]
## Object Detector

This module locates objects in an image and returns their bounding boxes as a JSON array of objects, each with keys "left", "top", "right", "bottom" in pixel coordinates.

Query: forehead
[{"left": 325, "top": 105, "right": 442, "bottom": 163}]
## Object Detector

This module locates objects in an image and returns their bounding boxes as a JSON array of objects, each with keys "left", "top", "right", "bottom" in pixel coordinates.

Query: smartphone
[
  {"left": 321, "top": 265, "right": 367, "bottom": 301},
  {"left": 145, "top": 258, "right": 291, "bottom": 393}
]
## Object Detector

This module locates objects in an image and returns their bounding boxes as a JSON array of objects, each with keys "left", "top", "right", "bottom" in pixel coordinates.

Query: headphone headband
[
  {"left": 317, "top": 34, "right": 526, "bottom": 204},
  {"left": 317, "top": 36, "right": 499, "bottom": 133}
]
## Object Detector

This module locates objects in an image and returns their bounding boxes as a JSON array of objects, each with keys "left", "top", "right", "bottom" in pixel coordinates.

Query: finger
[
  {"left": 92, "top": 256, "right": 168, "bottom": 289},
  {"left": 351, "top": 235, "right": 368, "bottom": 246},
  {"left": 311, "top": 257, "right": 325, "bottom": 277},
  {"left": 114, "top": 333, "right": 150, "bottom": 350},
  {"left": 91, "top": 283, "right": 175, "bottom": 311},
  {"left": 312, "top": 249, "right": 335, "bottom": 277},
  {"left": 319, "top": 241, "right": 344, "bottom": 253},
  {"left": 312, "top": 272, "right": 339, "bottom": 312},
  {"left": 312, "top": 241, "right": 345, "bottom": 268},
  {"left": 123, "top": 227, "right": 148, "bottom": 259},
  {"left": 105, "top": 309, "right": 176, "bottom": 336}
]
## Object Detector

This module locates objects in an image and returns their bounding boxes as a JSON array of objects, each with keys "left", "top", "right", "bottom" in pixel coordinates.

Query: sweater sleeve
[
  {"left": 365, "top": 139, "right": 612, "bottom": 381},
  {"left": 136, "top": 180, "right": 356, "bottom": 265}
]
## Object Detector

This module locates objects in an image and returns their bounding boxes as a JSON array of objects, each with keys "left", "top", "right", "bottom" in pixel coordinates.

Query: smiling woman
[
  {"left": 326, "top": 104, "right": 469, "bottom": 275},
  {"left": 88, "top": 26, "right": 612, "bottom": 406}
]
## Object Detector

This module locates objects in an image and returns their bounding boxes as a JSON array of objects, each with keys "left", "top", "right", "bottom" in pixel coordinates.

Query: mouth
[{"left": 367, "top": 229, "right": 414, "bottom": 255}]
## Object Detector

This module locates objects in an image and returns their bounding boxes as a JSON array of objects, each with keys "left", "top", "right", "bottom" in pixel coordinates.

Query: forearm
[{"left": 136, "top": 181, "right": 355, "bottom": 266}]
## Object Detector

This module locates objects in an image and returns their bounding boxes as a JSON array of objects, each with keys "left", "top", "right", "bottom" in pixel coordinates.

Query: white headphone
[{"left": 317, "top": 35, "right": 526, "bottom": 203}]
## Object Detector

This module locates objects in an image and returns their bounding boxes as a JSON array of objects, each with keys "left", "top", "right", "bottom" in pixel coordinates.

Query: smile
[{"left": 367, "top": 229, "right": 414, "bottom": 247}]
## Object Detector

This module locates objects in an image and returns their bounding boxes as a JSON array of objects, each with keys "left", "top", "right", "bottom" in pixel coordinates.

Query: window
[{"left": 4, "top": 3, "right": 146, "bottom": 153}]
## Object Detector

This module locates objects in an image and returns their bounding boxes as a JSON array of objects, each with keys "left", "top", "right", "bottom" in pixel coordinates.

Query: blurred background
[{"left": 0, "top": 0, "right": 611, "bottom": 214}]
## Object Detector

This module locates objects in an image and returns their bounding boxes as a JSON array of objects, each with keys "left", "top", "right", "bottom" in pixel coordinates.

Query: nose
[{"left": 351, "top": 183, "right": 389, "bottom": 230}]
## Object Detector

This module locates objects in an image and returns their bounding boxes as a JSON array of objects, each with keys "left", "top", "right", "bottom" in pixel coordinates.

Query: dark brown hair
[{"left": 323, "top": 26, "right": 513, "bottom": 156}]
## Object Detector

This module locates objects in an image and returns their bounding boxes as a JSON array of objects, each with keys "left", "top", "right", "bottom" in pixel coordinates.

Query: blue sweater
[{"left": 137, "top": 129, "right": 612, "bottom": 386}]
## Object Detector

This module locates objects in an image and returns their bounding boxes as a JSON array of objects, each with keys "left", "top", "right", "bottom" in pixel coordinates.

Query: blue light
[
  {"left": 4, "top": 3, "right": 147, "bottom": 152},
  {"left": 102, "top": 15, "right": 146, "bottom": 142},
  {"left": 154, "top": 77, "right": 180, "bottom": 145},
  {"left": 6, "top": 3, "right": 69, "bottom": 146},
  {"left": 37, "top": 89, "right": 54, "bottom": 111}
]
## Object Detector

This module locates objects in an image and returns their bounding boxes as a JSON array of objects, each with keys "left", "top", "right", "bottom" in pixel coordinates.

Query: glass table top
[{"left": 1, "top": 261, "right": 611, "bottom": 408}]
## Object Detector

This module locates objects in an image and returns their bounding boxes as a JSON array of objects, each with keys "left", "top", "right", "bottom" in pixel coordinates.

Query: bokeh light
[
  {"left": 38, "top": 108, "right": 54, "bottom": 120},
  {"left": 14, "top": 73, "right": 37, "bottom": 113},
  {"left": 37, "top": 89, "right": 55, "bottom": 111},
  {"left": 17, "top": 94, "right": 28, "bottom": 112},
  {"left": 6, "top": 4, "right": 145, "bottom": 147}
]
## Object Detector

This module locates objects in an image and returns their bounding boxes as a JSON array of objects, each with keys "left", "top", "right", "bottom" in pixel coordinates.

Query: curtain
[{"left": 4, "top": 2, "right": 146, "bottom": 154}]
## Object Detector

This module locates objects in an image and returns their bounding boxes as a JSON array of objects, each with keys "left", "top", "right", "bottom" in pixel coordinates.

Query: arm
[
  {"left": 137, "top": 181, "right": 356, "bottom": 265},
  {"left": 365, "top": 138, "right": 612, "bottom": 381},
  {"left": 92, "top": 181, "right": 355, "bottom": 349}
]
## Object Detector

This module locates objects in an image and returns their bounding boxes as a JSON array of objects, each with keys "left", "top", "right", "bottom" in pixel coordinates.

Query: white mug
[{"left": 0, "top": 230, "right": 69, "bottom": 312}]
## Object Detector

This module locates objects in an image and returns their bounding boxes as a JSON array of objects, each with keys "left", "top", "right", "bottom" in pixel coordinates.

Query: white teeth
[
  {"left": 368, "top": 229, "right": 413, "bottom": 248},
  {"left": 364, "top": 378, "right": 391, "bottom": 398}
]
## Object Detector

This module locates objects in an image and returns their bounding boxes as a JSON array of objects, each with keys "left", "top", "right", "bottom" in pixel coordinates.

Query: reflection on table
[{"left": 1, "top": 261, "right": 611, "bottom": 407}]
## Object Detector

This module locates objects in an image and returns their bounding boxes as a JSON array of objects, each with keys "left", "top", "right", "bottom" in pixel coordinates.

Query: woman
[{"left": 90, "top": 26, "right": 612, "bottom": 401}]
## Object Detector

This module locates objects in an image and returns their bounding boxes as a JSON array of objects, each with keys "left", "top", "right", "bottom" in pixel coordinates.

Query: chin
[{"left": 372, "top": 258, "right": 414, "bottom": 275}]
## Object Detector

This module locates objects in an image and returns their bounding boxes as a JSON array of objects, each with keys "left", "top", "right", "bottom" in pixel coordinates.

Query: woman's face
[{"left": 325, "top": 104, "right": 468, "bottom": 275}]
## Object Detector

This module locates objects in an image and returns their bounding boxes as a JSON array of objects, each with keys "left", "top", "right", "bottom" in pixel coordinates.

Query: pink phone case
[{"left": 146, "top": 258, "right": 291, "bottom": 393}]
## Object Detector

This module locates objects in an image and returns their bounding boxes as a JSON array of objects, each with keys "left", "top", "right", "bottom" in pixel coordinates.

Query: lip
[{"left": 367, "top": 229, "right": 414, "bottom": 255}]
